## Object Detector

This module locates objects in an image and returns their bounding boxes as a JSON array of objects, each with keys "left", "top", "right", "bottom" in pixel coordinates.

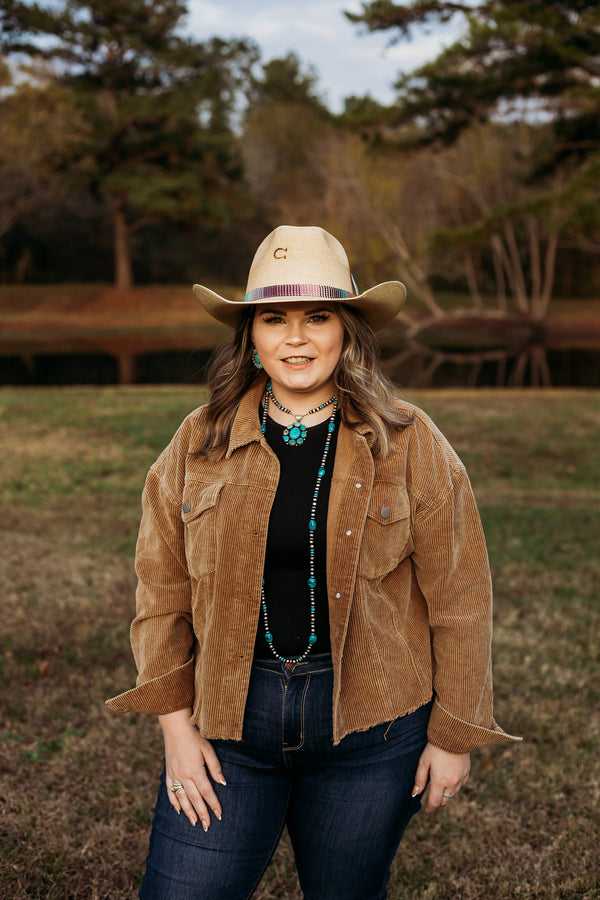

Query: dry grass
[{"left": 1, "top": 387, "right": 598, "bottom": 899}]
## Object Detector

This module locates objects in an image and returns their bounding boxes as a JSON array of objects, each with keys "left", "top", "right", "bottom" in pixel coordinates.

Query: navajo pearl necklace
[
  {"left": 262, "top": 382, "right": 337, "bottom": 447},
  {"left": 260, "top": 382, "right": 338, "bottom": 665}
]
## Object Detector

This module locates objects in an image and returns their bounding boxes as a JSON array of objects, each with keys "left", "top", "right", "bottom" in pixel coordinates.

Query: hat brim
[{"left": 192, "top": 281, "right": 406, "bottom": 331}]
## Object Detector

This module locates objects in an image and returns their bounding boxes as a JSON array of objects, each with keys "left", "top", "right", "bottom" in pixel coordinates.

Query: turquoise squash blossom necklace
[
  {"left": 260, "top": 381, "right": 338, "bottom": 665},
  {"left": 263, "top": 382, "right": 336, "bottom": 446}
]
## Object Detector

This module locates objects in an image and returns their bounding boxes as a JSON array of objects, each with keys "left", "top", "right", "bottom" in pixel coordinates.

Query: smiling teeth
[{"left": 285, "top": 357, "right": 311, "bottom": 363}]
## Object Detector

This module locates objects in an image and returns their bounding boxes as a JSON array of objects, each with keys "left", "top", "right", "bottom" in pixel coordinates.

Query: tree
[
  {"left": 0, "top": 0, "right": 258, "bottom": 288},
  {"left": 345, "top": 1, "right": 600, "bottom": 249},
  {"left": 346, "top": 1, "right": 600, "bottom": 158},
  {"left": 241, "top": 54, "right": 333, "bottom": 227},
  {"left": 247, "top": 52, "right": 329, "bottom": 112},
  {"left": 0, "top": 58, "right": 87, "bottom": 278},
  {"left": 342, "top": 1, "right": 600, "bottom": 385},
  {"left": 347, "top": 0, "right": 600, "bottom": 245}
]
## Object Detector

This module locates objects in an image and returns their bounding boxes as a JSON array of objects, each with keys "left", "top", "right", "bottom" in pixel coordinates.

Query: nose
[{"left": 285, "top": 321, "right": 308, "bottom": 345}]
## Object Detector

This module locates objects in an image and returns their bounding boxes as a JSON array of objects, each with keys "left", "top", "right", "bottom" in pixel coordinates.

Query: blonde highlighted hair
[{"left": 194, "top": 305, "right": 413, "bottom": 459}]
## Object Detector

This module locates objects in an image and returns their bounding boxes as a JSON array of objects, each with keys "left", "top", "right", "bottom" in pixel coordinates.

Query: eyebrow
[{"left": 257, "top": 306, "right": 332, "bottom": 317}]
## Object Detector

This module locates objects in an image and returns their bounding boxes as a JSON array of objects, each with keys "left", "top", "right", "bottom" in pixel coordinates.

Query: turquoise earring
[{"left": 251, "top": 348, "right": 263, "bottom": 369}]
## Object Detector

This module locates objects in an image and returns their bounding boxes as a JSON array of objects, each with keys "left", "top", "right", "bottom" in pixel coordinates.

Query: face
[{"left": 251, "top": 302, "right": 345, "bottom": 406}]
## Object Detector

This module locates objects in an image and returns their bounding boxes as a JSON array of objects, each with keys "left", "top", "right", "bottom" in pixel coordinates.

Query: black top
[{"left": 253, "top": 411, "right": 339, "bottom": 659}]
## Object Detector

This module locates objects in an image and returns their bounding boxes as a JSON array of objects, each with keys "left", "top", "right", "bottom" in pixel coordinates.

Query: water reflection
[{"left": 381, "top": 312, "right": 599, "bottom": 388}]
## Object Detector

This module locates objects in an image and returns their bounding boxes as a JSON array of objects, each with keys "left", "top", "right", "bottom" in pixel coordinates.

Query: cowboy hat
[{"left": 192, "top": 225, "right": 406, "bottom": 331}]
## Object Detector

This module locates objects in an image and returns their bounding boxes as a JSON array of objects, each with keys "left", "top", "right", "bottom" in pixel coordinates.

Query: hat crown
[
  {"left": 192, "top": 223, "right": 406, "bottom": 330},
  {"left": 246, "top": 226, "right": 353, "bottom": 295}
]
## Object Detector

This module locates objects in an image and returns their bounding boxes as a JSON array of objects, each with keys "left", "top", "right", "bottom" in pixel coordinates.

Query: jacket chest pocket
[
  {"left": 182, "top": 481, "right": 225, "bottom": 578},
  {"left": 358, "top": 484, "right": 412, "bottom": 580}
]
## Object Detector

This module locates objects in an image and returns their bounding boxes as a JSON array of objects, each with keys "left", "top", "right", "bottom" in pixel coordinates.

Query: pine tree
[
  {"left": 0, "top": 0, "right": 258, "bottom": 288},
  {"left": 346, "top": 0, "right": 600, "bottom": 159}
]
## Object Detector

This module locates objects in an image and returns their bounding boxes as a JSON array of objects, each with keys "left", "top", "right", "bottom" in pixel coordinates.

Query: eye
[
  {"left": 307, "top": 313, "right": 330, "bottom": 323},
  {"left": 261, "top": 314, "right": 286, "bottom": 324}
]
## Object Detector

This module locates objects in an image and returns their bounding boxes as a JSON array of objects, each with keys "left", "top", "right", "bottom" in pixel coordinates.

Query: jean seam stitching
[
  {"left": 283, "top": 673, "right": 310, "bottom": 752},
  {"left": 280, "top": 674, "right": 287, "bottom": 755}
]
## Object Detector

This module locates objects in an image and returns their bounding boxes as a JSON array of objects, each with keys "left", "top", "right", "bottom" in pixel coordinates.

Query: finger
[
  {"left": 411, "top": 756, "right": 430, "bottom": 798},
  {"left": 190, "top": 771, "right": 222, "bottom": 820},
  {"left": 166, "top": 775, "right": 207, "bottom": 829},
  {"left": 166, "top": 774, "right": 184, "bottom": 814},
  {"left": 166, "top": 759, "right": 223, "bottom": 829},
  {"left": 183, "top": 773, "right": 222, "bottom": 831},
  {"left": 201, "top": 740, "right": 227, "bottom": 787},
  {"left": 425, "top": 775, "right": 456, "bottom": 812},
  {"left": 440, "top": 789, "right": 455, "bottom": 807},
  {"left": 168, "top": 791, "right": 183, "bottom": 814},
  {"left": 180, "top": 780, "right": 221, "bottom": 831},
  {"left": 428, "top": 784, "right": 460, "bottom": 813},
  {"left": 177, "top": 784, "right": 205, "bottom": 829},
  {"left": 424, "top": 785, "right": 445, "bottom": 814}
]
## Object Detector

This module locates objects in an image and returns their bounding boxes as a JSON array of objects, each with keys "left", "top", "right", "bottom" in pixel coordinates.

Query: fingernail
[
  {"left": 203, "top": 822, "right": 209, "bottom": 832},
  {"left": 215, "top": 812, "right": 222, "bottom": 821},
  {"left": 191, "top": 819, "right": 197, "bottom": 827},
  {"left": 411, "top": 788, "right": 419, "bottom": 797},
  {"left": 176, "top": 809, "right": 181, "bottom": 815},
  {"left": 219, "top": 777, "right": 227, "bottom": 785}
]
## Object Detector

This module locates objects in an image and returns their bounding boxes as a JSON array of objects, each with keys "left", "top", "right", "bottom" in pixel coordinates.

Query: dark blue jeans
[{"left": 140, "top": 654, "right": 431, "bottom": 900}]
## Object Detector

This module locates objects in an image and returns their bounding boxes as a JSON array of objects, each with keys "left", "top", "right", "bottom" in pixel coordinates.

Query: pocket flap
[
  {"left": 366, "top": 484, "right": 410, "bottom": 526},
  {"left": 181, "top": 481, "right": 225, "bottom": 522}
]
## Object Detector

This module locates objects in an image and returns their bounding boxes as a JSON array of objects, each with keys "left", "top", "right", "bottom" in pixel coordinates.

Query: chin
[{"left": 273, "top": 373, "right": 333, "bottom": 397}]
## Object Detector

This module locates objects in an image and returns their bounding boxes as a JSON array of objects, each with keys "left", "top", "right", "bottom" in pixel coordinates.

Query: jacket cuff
[
  {"left": 427, "top": 697, "right": 522, "bottom": 753},
  {"left": 105, "top": 657, "right": 195, "bottom": 715}
]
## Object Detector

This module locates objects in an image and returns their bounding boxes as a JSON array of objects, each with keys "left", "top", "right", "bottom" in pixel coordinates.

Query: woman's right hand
[{"left": 158, "top": 707, "right": 226, "bottom": 830}]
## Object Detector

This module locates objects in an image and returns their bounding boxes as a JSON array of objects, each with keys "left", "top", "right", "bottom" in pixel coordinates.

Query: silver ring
[
  {"left": 171, "top": 782, "right": 184, "bottom": 795},
  {"left": 442, "top": 792, "right": 455, "bottom": 799}
]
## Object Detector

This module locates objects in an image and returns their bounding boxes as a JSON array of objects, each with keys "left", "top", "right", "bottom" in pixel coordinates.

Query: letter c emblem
[{"left": 274, "top": 247, "right": 287, "bottom": 259}]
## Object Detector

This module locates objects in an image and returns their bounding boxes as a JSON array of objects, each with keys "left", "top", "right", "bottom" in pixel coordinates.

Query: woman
[{"left": 108, "top": 226, "right": 519, "bottom": 900}]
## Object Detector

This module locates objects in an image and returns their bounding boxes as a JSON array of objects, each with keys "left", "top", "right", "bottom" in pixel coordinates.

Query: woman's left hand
[{"left": 412, "top": 742, "right": 470, "bottom": 813}]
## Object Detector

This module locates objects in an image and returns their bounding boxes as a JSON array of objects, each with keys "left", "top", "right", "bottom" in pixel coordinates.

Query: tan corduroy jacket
[{"left": 107, "top": 381, "right": 519, "bottom": 752}]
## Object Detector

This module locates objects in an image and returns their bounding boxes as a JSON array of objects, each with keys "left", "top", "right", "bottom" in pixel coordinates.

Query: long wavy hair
[{"left": 194, "top": 304, "right": 414, "bottom": 459}]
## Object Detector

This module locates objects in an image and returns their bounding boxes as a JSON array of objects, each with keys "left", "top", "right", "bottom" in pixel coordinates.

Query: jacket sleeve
[
  {"left": 409, "top": 434, "right": 521, "bottom": 753},
  {"left": 106, "top": 431, "right": 196, "bottom": 716}
]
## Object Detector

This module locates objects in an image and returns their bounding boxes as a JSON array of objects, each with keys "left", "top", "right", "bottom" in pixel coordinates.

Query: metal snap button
[
  {"left": 182, "top": 501, "right": 191, "bottom": 513},
  {"left": 381, "top": 506, "right": 391, "bottom": 519}
]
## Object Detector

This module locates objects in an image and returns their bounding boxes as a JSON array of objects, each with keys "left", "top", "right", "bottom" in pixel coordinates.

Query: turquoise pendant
[{"left": 283, "top": 423, "right": 307, "bottom": 446}]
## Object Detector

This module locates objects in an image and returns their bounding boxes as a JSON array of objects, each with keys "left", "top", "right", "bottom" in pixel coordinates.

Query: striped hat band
[{"left": 243, "top": 284, "right": 355, "bottom": 303}]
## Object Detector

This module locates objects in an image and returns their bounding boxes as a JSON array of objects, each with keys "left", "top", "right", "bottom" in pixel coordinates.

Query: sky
[{"left": 184, "top": 0, "right": 459, "bottom": 112}]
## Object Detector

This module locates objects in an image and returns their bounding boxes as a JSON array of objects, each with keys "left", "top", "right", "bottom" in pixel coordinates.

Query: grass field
[{"left": 1, "top": 386, "right": 598, "bottom": 899}]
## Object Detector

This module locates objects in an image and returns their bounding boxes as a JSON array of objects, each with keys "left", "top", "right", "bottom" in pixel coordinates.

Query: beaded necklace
[
  {"left": 263, "top": 383, "right": 336, "bottom": 447},
  {"left": 260, "top": 382, "right": 338, "bottom": 665}
]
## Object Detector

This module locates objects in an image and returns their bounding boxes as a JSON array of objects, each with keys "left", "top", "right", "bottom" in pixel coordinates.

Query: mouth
[{"left": 282, "top": 356, "right": 313, "bottom": 365}]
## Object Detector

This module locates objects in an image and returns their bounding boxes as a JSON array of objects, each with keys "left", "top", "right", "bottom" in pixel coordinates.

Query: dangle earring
[{"left": 251, "top": 348, "right": 263, "bottom": 369}]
